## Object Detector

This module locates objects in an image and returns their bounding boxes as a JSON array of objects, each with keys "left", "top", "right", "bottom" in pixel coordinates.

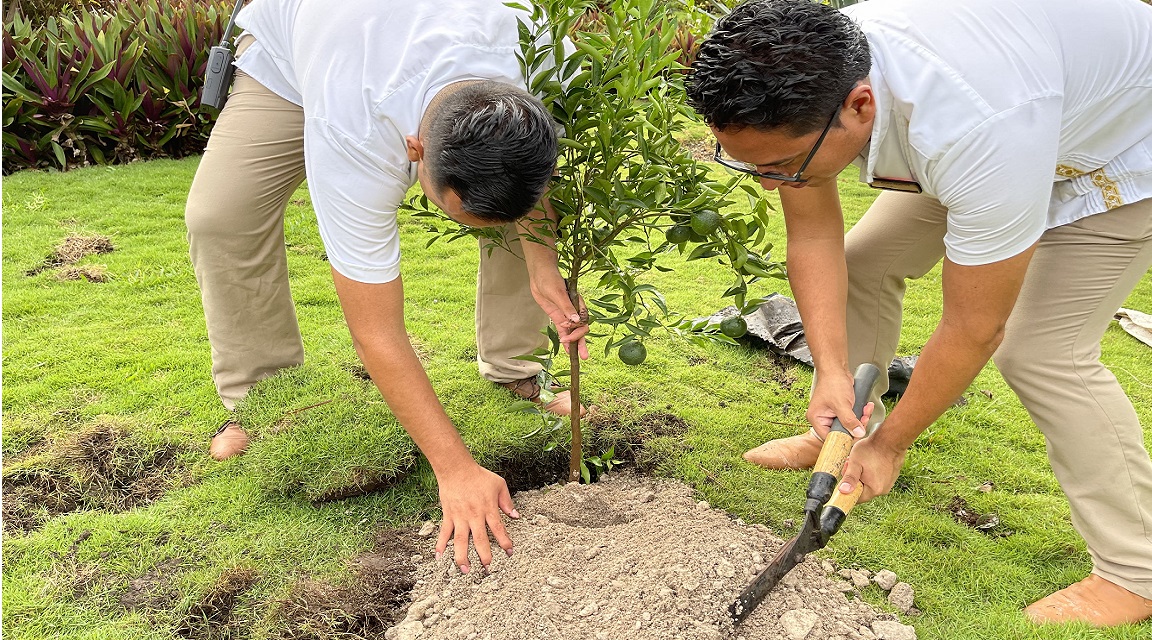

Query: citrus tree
[{"left": 410, "top": 0, "right": 785, "bottom": 482}]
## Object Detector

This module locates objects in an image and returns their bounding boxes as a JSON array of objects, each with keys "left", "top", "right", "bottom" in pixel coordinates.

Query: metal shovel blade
[{"left": 730, "top": 519, "right": 820, "bottom": 625}]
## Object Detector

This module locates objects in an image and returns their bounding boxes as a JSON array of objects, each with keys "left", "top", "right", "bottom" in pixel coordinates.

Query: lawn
[{"left": 2, "top": 155, "right": 1150, "bottom": 640}]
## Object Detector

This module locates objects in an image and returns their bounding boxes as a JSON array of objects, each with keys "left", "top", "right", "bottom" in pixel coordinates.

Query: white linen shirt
[
  {"left": 843, "top": 0, "right": 1152, "bottom": 266},
  {"left": 234, "top": 0, "right": 535, "bottom": 283}
]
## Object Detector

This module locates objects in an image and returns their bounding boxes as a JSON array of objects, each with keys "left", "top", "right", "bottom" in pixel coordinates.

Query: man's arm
[
  {"left": 840, "top": 245, "right": 1036, "bottom": 501},
  {"left": 515, "top": 199, "right": 589, "bottom": 360},
  {"left": 780, "top": 183, "right": 868, "bottom": 438},
  {"left": 331, "top": 269, "right": 516, "bottom": 573}
]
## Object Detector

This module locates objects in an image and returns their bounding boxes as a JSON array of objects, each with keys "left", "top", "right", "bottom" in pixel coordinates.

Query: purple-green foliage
[{"left": 2, "top": 0, "right": 230, "bottom": 173}]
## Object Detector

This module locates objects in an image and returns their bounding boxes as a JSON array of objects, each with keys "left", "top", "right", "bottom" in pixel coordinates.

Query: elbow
[{"left": 941, "top": 316, "right": 1006, "bottom": 355}]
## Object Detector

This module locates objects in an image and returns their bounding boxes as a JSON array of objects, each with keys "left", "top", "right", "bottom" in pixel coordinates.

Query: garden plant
[{"left": 411, "top": 0, "right": 785, "bottom": 482}]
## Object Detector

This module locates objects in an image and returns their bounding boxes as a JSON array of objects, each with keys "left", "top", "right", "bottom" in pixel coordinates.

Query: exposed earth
[{"left": 386, "top": 473, "right": 917, "bottom": 640}]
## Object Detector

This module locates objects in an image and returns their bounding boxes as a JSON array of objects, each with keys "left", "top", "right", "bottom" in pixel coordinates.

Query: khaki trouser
[
  {"left": 186, "top": 38, "right": 547, "bottom": 410},
  {"left": 844, "top": 190, "right": 1152, "bottom": 598}
]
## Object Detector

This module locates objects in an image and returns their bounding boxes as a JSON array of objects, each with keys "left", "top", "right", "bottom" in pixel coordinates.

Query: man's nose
[{"left": 758, "top": 177, "right": 785, "bottom": 191}]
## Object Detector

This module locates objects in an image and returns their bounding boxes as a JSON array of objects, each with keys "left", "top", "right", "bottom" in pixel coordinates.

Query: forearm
[
  {"left": 517, "top": 199, "right": 566, "bottom": 295},
  {"left": 781, "top": 185, "right": 850, "bottom": 375},
  {"left": 875, "top": 250, "right": 1033, "bottom": 451},
  {"left": 873, "top": 319, "right": 1000, "bottom": 451},
  {"left": 353, "top": 334, "right": 477, "bottom": 478},
  {"left": 787, "top": 238, "right": 849, "bottom": 373}
]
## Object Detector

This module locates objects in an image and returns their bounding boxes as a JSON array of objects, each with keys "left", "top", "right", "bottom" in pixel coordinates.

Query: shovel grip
[
  {"left": 804, "top": 364, "right": 883, "bottom": 514},
  {"left": 826, "top": 481, "right": 864, "bottom": 515},
  {"left": 828, "top": 363, "right": 883, "bottom": 437}
]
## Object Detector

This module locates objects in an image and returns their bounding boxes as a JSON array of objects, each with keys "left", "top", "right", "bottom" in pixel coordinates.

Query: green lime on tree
[
  {"left": 690, "top": 210, "right": 721, "bottom": 236},
  {"left": 665, "top": 225, "right": 692, "bottom": 244},
  {"left": 720, "top": 315, "right": 748, "bottom": 338},
  {"left": 618, "top": 342, "right": 647, "bottom": 366}
]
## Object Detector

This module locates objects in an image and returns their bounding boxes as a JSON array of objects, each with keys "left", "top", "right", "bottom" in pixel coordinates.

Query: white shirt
[
  {"left": 844, "top": 0, "right": 1152, "bottom": 266},
  {"left": 235, "top": 0, "right": 535, "bottom": 283}
]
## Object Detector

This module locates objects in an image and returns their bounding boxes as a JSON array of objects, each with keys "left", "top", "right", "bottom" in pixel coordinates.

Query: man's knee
[
  {"left": 993, "top": 334, "right": 1049, "bottom": 384},
  {"left": 185, "top": 179, "right": 259, "bottom": 240}
]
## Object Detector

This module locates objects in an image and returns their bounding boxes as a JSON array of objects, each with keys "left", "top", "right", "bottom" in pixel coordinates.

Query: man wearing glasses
[{"left": 688, "top": 0, "right": 1152, "bottom": 626}]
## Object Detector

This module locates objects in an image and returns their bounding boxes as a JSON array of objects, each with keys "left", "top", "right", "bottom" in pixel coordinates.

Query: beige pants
[
  {"left": 844, "top": 190, "right": 1152, "bottom": 598},
  {"left": 186, "top": 40, "right": 547, "bottom": 410}
]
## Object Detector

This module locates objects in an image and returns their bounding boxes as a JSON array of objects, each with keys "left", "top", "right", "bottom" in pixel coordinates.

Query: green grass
[{"left": 3, "top": 157, "right": 1150, "bottom": 639}]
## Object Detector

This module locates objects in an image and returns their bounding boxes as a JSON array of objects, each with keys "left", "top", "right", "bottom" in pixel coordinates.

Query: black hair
[
  {"left": 423, "top": 81, "right": 558, "bottom": 223},
  {"left": 687, "top": 0, "right": 871, "bottom": 134}
]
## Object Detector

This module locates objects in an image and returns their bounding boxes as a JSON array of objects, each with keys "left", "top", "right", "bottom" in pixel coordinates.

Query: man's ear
[
  {"left": 405, "top": 135, "right": 424, "bottom": 163},
  {"left": 846, "top": 83, "right": 875, "bottom": 127}
]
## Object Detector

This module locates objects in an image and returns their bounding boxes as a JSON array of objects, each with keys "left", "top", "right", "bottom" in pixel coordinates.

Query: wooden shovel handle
[
  {"left": 813, "top": 430, "right": 854, "bottom": 477},
  {"left": 826, "top": 481, "right": 864, "bottom": 516}
]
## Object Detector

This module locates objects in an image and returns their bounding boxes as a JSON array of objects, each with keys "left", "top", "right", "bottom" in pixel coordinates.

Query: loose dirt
[
  {"left": 25, "top": 233, "right": 114, "bottom": 276},
  {"left": 1, "top": 421, "right": 185, "bottom": 534},
  {"left": 278, "top": 528, "right": 422, "bottom": 639},
  {"left": 390, "top": 473, "right": 914, "bottom": 640}
]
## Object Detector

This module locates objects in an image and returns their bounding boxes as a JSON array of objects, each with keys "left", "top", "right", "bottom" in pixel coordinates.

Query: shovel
[{"left": 731, "top": 363, "right": 882, "bottom": 625}]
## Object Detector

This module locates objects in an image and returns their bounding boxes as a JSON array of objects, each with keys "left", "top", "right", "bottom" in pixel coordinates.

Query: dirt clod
[
  {"left": 56, "top": 265, "right": 109, "bottom": 282},
  {"left": 394, "top": 473, "right": 903, "bottom": 640},
  {"left": 943, "top": 495, "right": 1011, "bottom": 537}
]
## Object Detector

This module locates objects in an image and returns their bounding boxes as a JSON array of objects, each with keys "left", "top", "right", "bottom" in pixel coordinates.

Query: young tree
[{"left": 410, "top": 0, "right": 784, "bottom": 482}]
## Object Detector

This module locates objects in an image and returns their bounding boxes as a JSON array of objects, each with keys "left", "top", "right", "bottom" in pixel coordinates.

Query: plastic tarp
[{"left": 701, "top": 294, "right": 916, "bottom": 397}]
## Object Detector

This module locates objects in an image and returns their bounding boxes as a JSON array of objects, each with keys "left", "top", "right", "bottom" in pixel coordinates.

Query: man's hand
[
  {"left": 531, "top": 283, "right": 590, "bottom": 360},
  {"left": 836, "top": 436, "right": 907, "bottom": 503},
  {"left": 435, "top": 463, "right": 519, "bottom": 573},
  {"left": 808, "top": 369, "right": 870, "bottom": 439}
]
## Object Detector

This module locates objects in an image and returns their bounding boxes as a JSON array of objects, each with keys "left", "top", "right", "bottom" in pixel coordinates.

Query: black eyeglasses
[{"left": 713, "top": 105, "right": 841, "bottom": 184}]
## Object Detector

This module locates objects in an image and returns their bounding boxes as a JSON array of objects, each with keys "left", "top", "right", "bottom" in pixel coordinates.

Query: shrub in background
[{"left": 2, "top": 0, "right": 229, "bottom": 173}]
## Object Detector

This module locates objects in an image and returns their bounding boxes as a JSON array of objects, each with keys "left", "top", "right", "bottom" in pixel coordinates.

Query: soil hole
[
  {"left": 175, "top": 567, "right": 260, "bottom": 640},
  {"left": 277, "top": 528, "right": 421, "bottom": 639},
  {"left": 1, "top": 421, "right": 187, "bottom": 534}
]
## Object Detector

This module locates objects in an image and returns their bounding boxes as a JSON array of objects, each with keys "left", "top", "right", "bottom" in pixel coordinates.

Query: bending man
[
  {"left": 688, "top": 0, "right": 1152, "bottom": 626},
  {"left": 186, "top": 0, "right": 588, "bottom": 574}
]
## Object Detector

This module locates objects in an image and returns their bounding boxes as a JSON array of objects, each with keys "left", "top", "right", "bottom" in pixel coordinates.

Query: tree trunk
[{"left": 567, "top": 280, "right": 582, "bottom": 482}]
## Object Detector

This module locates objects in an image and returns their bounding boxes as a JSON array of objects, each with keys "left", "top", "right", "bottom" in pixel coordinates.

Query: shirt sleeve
[
  {"left": 303, "top": 118, "right": 413, "bottom": 284},
  {"left": 926, "top": 97, "right": 1063, "bottom": 266}
]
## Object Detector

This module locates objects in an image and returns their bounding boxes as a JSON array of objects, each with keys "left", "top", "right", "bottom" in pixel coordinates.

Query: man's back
[{"left": 845, "top": 0, "right": 1152, "bottom": 261}]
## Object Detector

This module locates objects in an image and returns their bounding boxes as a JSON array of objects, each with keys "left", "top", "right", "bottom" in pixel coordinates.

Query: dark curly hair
[
  {"left": 424, "top": 81, "right": 558, "bottom": 223},
  {"left": 687, "top": 0, "right": 871, "bottom": 134}
]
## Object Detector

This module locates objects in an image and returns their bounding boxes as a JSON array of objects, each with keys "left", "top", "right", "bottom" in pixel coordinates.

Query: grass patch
[{"left": 3, "top": 157, "right": 1150, "bottom": 639}]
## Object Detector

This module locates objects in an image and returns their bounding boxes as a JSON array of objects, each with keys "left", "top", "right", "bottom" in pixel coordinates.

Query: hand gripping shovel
[{"left": 730, "top": 363, "right": 882, "bottom": 625}]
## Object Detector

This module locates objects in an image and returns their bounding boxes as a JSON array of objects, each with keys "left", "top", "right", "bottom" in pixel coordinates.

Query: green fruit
[
  {"left": 618, "top": 342, "right": 647, "bottom": 366},
  {"left": 665, "top": 225, "right": 692, "bottom": 244},
  {"left": 690, "top": 210, "right": 721, "bottom": 236},
  {"left": 720, "top": 315, "right": 748, "bottom": 338}
]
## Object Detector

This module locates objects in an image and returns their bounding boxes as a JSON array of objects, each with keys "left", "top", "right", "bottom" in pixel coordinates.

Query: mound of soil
[{"left": 391, "top": 473, "right": 914, "bottom": 640}]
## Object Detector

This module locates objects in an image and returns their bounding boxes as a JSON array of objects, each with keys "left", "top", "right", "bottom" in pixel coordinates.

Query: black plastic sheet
[{"left": 702, "top": 294, "right": 917, "bottom": 398}]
